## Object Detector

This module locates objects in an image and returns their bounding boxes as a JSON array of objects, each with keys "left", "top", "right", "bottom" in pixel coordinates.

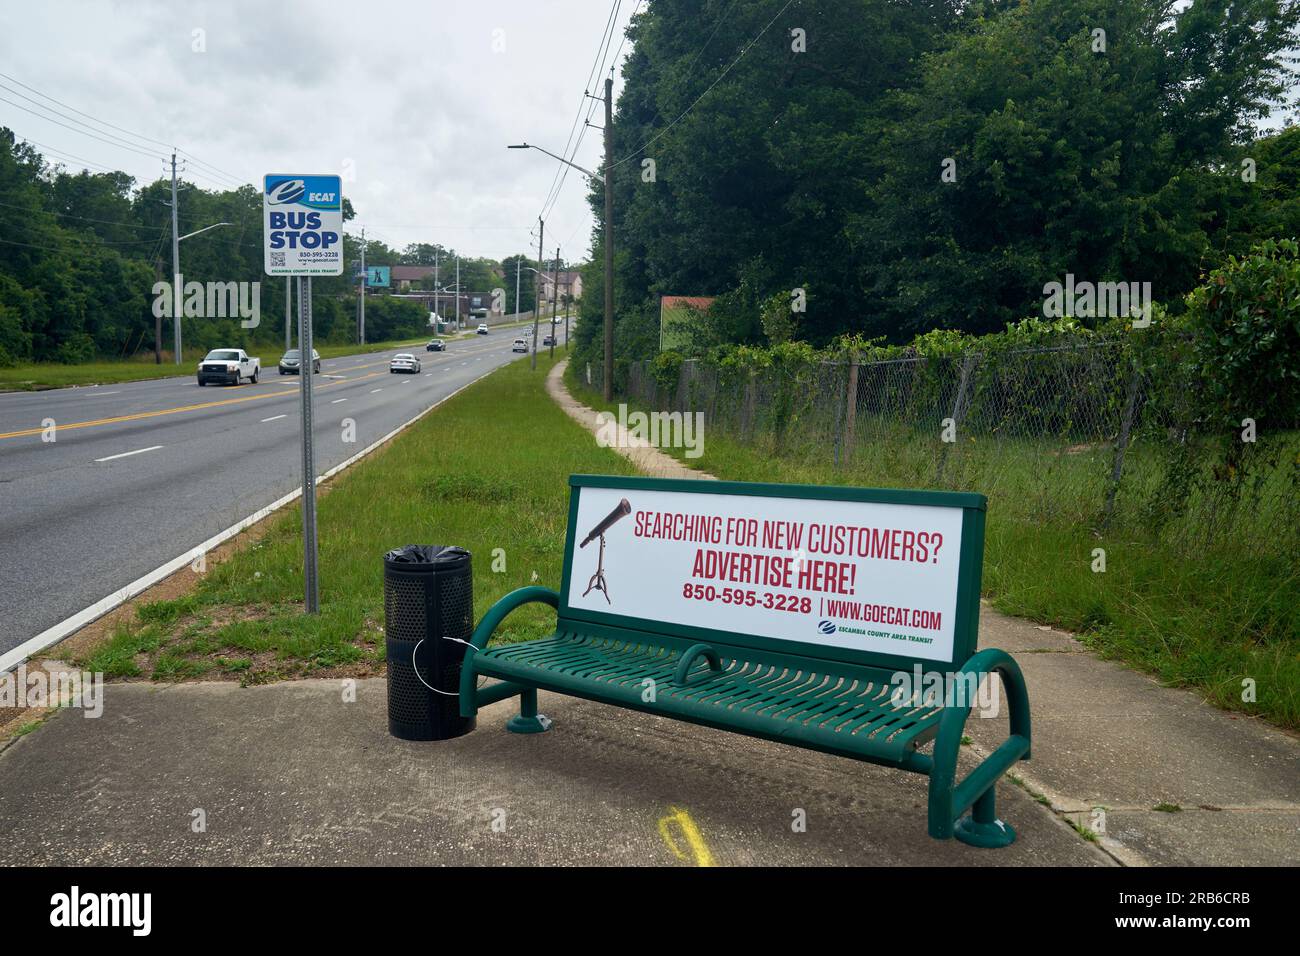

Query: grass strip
[{"left": 69, "top": 354, "right": 634, "bottom": 683}]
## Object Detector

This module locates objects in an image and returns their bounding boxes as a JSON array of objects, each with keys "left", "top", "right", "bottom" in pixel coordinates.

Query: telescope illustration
[{"left": 580, "top": 498, "right": 631, "bottom": 604}]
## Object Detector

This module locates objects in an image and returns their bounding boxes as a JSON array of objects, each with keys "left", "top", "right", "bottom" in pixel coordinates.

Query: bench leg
[
  {"left": 506, "top": 687, "right": 552, "bottom": 734},
  {"left": 953, "top": 784, "right": 1016, "bottom": 848}
]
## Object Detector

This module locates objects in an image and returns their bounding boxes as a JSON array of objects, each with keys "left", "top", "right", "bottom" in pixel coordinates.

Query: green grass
[
  {"left": 567, "top": 366, "right": 1300, "bottom": 730},
  {"left": 72, "top": 354, "right": 635, "bottom": 682}
]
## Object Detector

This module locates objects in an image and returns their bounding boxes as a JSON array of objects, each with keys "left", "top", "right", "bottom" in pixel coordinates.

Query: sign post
[{"left": 264, "top": 174, "right": 344, "bottom": 613}]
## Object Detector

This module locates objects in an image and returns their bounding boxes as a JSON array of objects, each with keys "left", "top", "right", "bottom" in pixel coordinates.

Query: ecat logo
[
  {"left": 266, "top": 179, "right": 306, "bottom": 205},
  {"left": 818, "top": 620, "right": 837, "bottom": 635}
]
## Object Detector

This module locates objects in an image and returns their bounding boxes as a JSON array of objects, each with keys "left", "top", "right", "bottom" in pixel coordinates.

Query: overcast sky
[{"left": 0, "top": 0, "right": 641, "bottom": 264}]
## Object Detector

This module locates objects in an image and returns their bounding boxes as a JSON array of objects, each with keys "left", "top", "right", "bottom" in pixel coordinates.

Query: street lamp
[
  {"left": 507, "top": 143, "right": 603, "bottom": 182},
  {"left": 510, "top": 118, "right": 614, "bottom": 399},
  {"left": 171, "top": 221, "right": 233, "bottom": 364}
]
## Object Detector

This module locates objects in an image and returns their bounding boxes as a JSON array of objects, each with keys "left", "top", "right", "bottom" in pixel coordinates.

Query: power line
[
  {"left": 537, "top": 0, "right": 622, "bottom": 222},
  {"left": 0, "top": 219, "right": 163, "bottom": 245},
  {"left": 0, "top": 70, "right": 173, "bottom": 148},
  {"left": 0, "top": 93, "right": 165, "bottom": 160},
  {"left": 0, "top": 81, "right": 170, "bottom": 160},
  {"left": 175, "top": 147, "right": 248, "bottom": 186},
  {"left": 609, "top": 0, "right": 796, "bottom": 171},
  {"left": 0, "top": 197, "right": 166, "bottom": 231},
  {"left": 0, "top": 72, "right": 250, "bottom": 185}
]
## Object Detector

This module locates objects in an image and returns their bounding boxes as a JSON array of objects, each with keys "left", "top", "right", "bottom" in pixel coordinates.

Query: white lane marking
[
  {"left": 1, "top": 369, "right": 493, "bottom": 675},
  {"left": 399, "top": 380, "right": 409, "bottom": 385},
  {"left": 261, "top": 414, "right": 288, "bottom": 423},
  {"left": 93, "top": 391, "right": 121, "bottom": 396},
  {"left": 95, "top": 445, "right": 162, "bottom": 463},
  {"left": 331, "top": 398, "right": 347, "bottom": 404},
  {"left": 369, "top": 388, "right": 383, "bottom": 393}
]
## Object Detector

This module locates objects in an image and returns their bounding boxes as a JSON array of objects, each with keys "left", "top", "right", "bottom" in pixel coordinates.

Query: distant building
[
  {"left": 659, "top": 295, "right": 716, "bottom": 351},
  {"left": 538, "top": 270, "right": 583, "bottom": 302},
  {"left": 389, "top": 265, "right": 438, "bottom": 291}
]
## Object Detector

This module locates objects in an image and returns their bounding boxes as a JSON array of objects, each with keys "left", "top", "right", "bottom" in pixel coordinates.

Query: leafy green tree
[{"left": 855, "top": 0, "right": 1300, "bottom": 337}]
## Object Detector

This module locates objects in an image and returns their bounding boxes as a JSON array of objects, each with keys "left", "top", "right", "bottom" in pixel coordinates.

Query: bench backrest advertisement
[{"left": 560, "top": 476, "right": 986, "bottom": 672}]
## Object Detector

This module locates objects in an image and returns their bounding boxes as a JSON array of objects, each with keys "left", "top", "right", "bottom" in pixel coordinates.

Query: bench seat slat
[{"left": 476, "top": 632, "right": 945, "bottom": 763}]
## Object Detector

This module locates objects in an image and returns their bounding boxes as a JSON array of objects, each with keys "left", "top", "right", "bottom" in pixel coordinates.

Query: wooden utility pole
[
  {"left": 602, "top": 76, "right": 614, "bottom": 401},
  {"left": 550, "top": 245, "right": 560, "bottom": 360},
  {"left": 532, "top": 217, "right": 544, "bottom": 371}
]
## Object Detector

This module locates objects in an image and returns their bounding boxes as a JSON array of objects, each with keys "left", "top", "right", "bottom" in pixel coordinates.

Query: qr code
[{"left": 270, "top": 250, "right": 285, "bottom": 267}]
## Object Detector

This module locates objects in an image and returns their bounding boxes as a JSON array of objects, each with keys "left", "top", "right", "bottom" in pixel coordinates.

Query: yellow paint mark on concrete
[
  {"left": 657, "top": 806, "right": 716, "bottom": 867},
  {"left": 0, "top": 371, "right": 387, "bottom": 440}
]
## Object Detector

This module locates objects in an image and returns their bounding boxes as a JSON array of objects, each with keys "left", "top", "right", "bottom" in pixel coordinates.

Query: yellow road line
[
  {"left": 657, "top": 806, "right": 716, "bottom": 867},
  {"left": 0, "top": 370, "right": 387, "bottom": 440}
]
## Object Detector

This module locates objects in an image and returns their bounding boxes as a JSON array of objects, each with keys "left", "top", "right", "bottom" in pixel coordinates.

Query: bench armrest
[
  {"left": 927, "top": 648, "right": 1032, "bottom": 840},
  {"left": 458, "top": 586, "right": 559, "bottom": 717},
  {"left": 672, "top": 643, "right": 723, "bottom": 686}
]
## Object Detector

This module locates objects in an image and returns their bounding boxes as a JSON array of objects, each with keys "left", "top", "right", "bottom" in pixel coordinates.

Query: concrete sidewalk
[
  {"left": 0, "top": 364, "right": 1292, "bottom": 867},
  {"left": 0, "top": 679, "right": 1104, "bottom": 866},
  {"left": 545, "top": 361, "right": 1300, "bottom": 867}
]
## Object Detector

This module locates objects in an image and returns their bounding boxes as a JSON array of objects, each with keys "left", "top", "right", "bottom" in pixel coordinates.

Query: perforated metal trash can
[{"left": 384, "top": 545, "right": 476, "bottom": 741}]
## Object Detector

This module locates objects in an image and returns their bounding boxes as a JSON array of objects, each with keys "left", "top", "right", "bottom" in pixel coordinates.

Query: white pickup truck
[{"left": 197, "top": 348, "right": 260, "bottom": 386}]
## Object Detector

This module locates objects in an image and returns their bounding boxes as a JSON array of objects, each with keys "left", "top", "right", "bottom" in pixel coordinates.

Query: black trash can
[{"left": 384, "top": 545, "right": 476, "bottom": 741}]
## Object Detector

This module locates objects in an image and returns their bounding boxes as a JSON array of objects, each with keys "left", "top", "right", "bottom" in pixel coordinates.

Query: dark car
[
  {"left": 426, "top": 339, "right": 446, "bottom": 352},
  {"left": 278, "top": 348, "right": 320, "bottom": 374},
  {"left": 542, "top": 335, "right": 556, "bottom": 346}
]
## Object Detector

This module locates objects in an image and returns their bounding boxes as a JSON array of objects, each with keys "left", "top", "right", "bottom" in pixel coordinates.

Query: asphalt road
[{"left": 0, "top": 329, "right": 562, "bottom": 654}]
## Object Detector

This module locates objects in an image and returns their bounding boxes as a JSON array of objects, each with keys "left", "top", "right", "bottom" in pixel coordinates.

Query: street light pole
[
  {"left": 507, "top": 140, "right": 612, "bottom": 375},
  {"left": 358, "top": 227, "right": 366, "bottom": 345}
]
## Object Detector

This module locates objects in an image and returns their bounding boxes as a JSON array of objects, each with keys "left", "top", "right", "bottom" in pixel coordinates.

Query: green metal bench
[{"left": 460, "top": 475, "right": 1031, "bottom": 847}]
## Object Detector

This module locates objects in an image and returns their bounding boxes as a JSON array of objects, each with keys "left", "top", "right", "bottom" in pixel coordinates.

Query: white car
[
  {"left": 511, "top": 338, "right": 528, "bottom": 353},
  {"left": 389, "top": 353, "right": 422, "bottom": 374},
  {"left": 476, "top": 323, "right": 490, "bottom": 335}
]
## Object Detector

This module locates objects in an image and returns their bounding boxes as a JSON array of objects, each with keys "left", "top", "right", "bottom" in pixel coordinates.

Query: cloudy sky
[{"left": 0, "top": 0, "right": 641, "bottom": 263}]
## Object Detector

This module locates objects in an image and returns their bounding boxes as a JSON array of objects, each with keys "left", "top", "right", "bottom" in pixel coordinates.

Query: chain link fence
[{"left": 613, "top": 343, "right": 1298, "bottom": 558}]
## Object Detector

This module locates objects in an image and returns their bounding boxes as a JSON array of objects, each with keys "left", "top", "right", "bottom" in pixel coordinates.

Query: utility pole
[
  {"left": 515, "top": 256, "right": 521, "bottom": 319},
  {"left": 455, "top": 255, "right": 461, "bottom": 330},
  {"left": 603, "top": 76, "right": 614, "bottom": 400},
  {"left": 550, "top": 245, "right": 559, "bottom": 360},
  {"left": 433, "top": 249, "right": 439, "bottom": 331},
  {"left": 532, "top": 217, "right": 544, "bottom": 370},
  {"left": 154, "top": 259, "right": 163, "bottom": 363},
  {"left": 170, "top": 152, "right": 181, "bottom": 365},
  {"left": 358, "top": 227, "right": 366, "bottom": 345},
  {"left": 285, "top": 276, "right": 292, "bottom": 351}
]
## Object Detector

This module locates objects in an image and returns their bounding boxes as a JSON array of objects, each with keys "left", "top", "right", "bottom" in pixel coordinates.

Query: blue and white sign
[{"left": 263, "top": 174, "right": 344, "bottom": 276}]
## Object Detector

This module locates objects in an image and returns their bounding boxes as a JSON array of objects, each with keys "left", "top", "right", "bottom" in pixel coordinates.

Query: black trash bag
[{"left": 384, "top": 544, "right": 469, "bottom": 564}]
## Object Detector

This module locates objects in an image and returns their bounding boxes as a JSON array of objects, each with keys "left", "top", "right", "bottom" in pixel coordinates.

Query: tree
[{"left": 855, "top": 0, "right": 1300, "bottom": 337}]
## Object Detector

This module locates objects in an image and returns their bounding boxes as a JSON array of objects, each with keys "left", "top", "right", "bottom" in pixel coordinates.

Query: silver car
[{"left": 389, "top": 352, "right": 422, "bottom": 374}]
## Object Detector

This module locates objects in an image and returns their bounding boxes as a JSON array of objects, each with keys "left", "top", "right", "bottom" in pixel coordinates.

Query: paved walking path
[{"left": 546, "top": 360, "right": 1300, "bottom": 866}]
